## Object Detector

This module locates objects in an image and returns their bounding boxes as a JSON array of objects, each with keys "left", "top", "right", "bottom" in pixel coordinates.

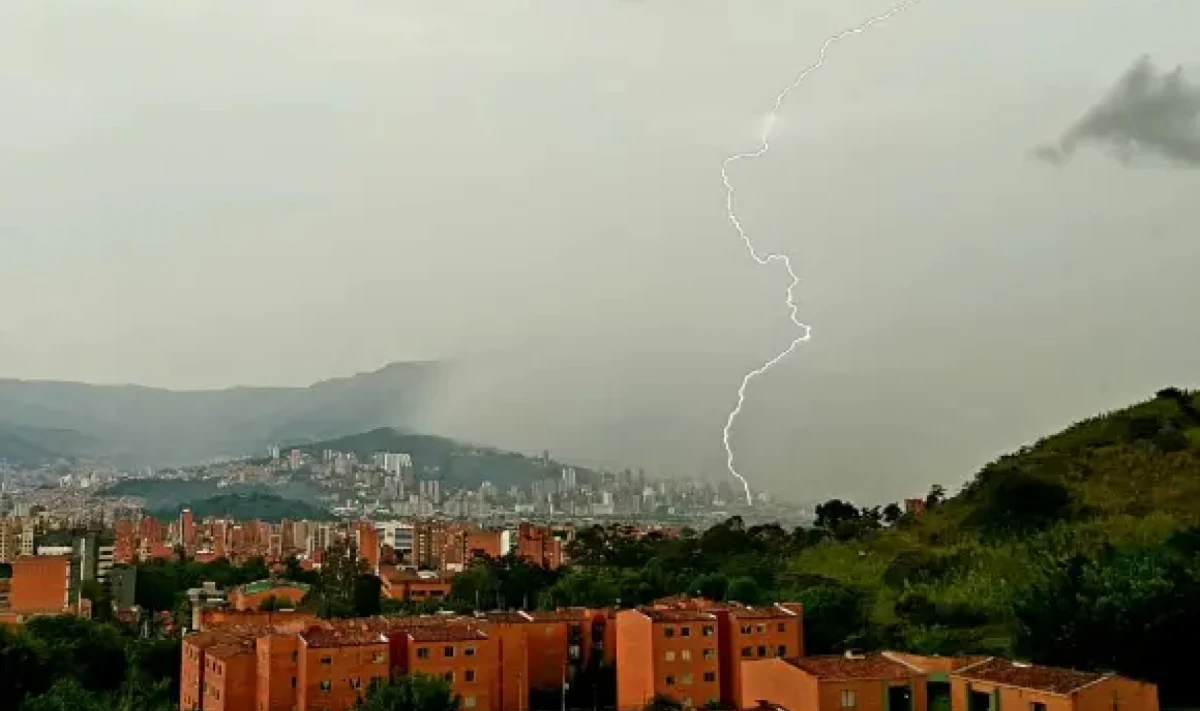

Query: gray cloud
[{"left": 1037, "top": 55, "right": 1200, "bottom": 167}]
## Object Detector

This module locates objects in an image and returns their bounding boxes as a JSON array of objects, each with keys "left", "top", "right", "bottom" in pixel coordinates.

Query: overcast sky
[{"left": 2, "top": 0, "right": 1198, "bottom": 503}]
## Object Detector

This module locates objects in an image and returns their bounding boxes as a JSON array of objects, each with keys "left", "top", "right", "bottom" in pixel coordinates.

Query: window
[
  {"left": 702, "top": 626, "right": 714, "bottom": 637},
  {"left": 777, "top": 623, "right": 786, "bottom": 632},
  {"left": 741, "top": 647, "right": 752, "bottom": 658},
  {"left": 466, "top": 670, "right": 477, "bottom": 682},
  {"left": 681, "top": 673, "right": 694, "bottom": 686},
  {"left": 373, "top": 652, "right": 385, "bottom": 664},
  {"left": 665, "top": 651, "right": 676, "bottom": 662},
  {"left": 703, "top": 649, "right": 715, "bottom": 660},
  {"left": 776, "top": 645, "right": 787, "bottom": 657},
  {"left": 351, "top": 679, "right": 362, "bottom": 690},
  {"left": 443, "top": 672, "right": 455, "bottom": 683},
  {"left": 417, "top": 648, "right": 430, "bottom": 659},
  {"left": 464, "top": 697, "right": 478, "bottom": 709},
  {"left": 665, "top": 626, "right": 676, "bottom": 638},
  {"left": 740, "top": 624, "right": 752, "bottom": 634},
  {"left": 1030, "top": 704, "right": 1047, "bottom": 711},
  {"left": 444, "top": 646, "right": 456, "bottom": 658},
  {"left": 756, "top": 624, "right": 766, "bottom": 633},
  {"left": 757, "top": 645, "right": 767, "bottom": 657},
  {"left": 680, "top": 626, "right": 691, "bottom": 638},
  {"left": 319, "top": 681, "right": 332, "bottom": 693},
  {"left": 320, "top": 656, "right": 332, "bottom": 666},
  {"left": 703, "top": 672, "right": 716, "bottom": 683},
  {"left": 665, "top": 675, "right": 676, "bottom": 687},
  {"left": 1112, "top": 692, "right": 1121, "bottom": 711},
  {"left": 841, "top": 690, "right": 857, "bottom": 708},
  {"left": 290, "top": 677, "right": 297, "bottom": 689},
  {"left": 681, "top": 650, "right": 692, "bottom": 662},
  {"left": 291, "top": 651, "right": 298, "bottom": 662},
  {"left": 465, "top": 647, "right": 477, "bottom": 658}
]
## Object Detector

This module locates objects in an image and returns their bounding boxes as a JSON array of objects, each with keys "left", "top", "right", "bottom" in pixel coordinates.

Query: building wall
[
  {"left": 527, "top": 621, "right": 569, "bottom": 692},
  {"left": 739, "top": 658, "right": 818, "bottom": 711},
  {"left": 616, "top": 612, "right": 656, "bottom": 709},
  {"left": 10, "top": 555, "right": 70, "bottom": 614},
  {"left": 256, "top": 634, "right": 300, "bottom": 711},
  {"left": 716, "top": 609, "right": 804, "bottom": 707},
  {"left": 1073, "top": 677, "right": 1159, "bottom": 711},
  {"left": 204, "top": 651, "right": 257, "bottom": 711},
  {"left": 396, "top": 634, "right": 499, "bottom": 711},
  {"left": 817, "top": 676, "right": 925, "bottom": 711},
  {"left": 950, "top": 679, "right": 1072, "bottom": 711},
  {"left": 654, "top": 618, "right": 721, "bottom": 708},
  {"left": 180, "top": 639, "right": 206, "bottom": 711},
  {"left": 484, "top": 622, "right": 531, "bottom": 711},
  {"left": 297, "top": 639, "right": 389, "bottom": 711}
]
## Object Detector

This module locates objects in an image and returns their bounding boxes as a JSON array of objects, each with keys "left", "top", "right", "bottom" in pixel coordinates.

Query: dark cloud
[{"left": 1037, "top": 55, "right": 1200, "bottom": 167}]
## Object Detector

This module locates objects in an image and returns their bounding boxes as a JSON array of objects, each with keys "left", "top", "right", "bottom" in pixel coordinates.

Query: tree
[
  {"left": 924, "top": 485, "right": 946, "bottom": 510},
  {"left": 1013, "top": 548, "right": 1200, "bottom": 704},
  {"left": 306, "top": 539, "right": 370, "bottom": 618},
  {"left": 645, "top": 694, "right": 683, "bottom": 711},
  {"left": 882, "top": 503, "right": 903, "bottom": 525},
  {"left": 814, "top": 500, "right": 860, "bottom": 532},
  {"left": 725, "top": 577, "right": 763, "bottom": 605},
  {"left": 355, "top": 673, "right": 461, "bottom": 711}
]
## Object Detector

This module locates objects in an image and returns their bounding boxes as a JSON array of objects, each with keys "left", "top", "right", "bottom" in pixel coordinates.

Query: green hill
[
  {"left": 150, "top": 492, "right": 329, "bottom": 523},
  {"left": 775, "top": 386, "right": 1200, "bottom": 697},
  {"left": 284, "top": 427, "right": 585, "bottom": 489}
]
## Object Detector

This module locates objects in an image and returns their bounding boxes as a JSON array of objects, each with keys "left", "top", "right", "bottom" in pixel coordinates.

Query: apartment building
[
  {"left": 738, "top": 652, "right": 1159, "bottom": 711},
  {"left": 715, "top": 602, "right": 804, "bottom": 707},
  {"left": 951, "top": 657, "right": 1159, "bottom": 711},
  {"left": 379, "top": 567, "right": 452, "bottom": 604},
  {"left": 616, "top": 608, "right": 723, "bottom": 710},
  {"left": 9, "top": 555, "right": 72, "bottom": 616},
  {"left": 297, "top": 625, "right": 390, "bottom": 711},
  {"left": 391, "top": 624, "right": 497, "bottom": 711}
]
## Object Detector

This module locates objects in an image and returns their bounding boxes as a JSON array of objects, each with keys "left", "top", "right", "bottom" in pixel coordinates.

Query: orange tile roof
[
  {"left": 525, "top": 610, "right": 587, "bottom": 622},
  {"left": 722, "top": 604, "right": 798, "bottom": 620},
  {"left": 302, "top": 626, "right": 390, "bottom": 648},
  {"left": 478, "top": 611, "right": 534, "bottom": 624},
  {"left": 640, "top": 608, "right": 717, "bottom": 622},
  {"left": 953, "top": 658, "right": 1109, "bottom": 695},
  {"left": 405, "top": 626, "right": 488, "bottom": 642},
  {"left": 791, "top": 654, "right": 917, "bottom": 680}
]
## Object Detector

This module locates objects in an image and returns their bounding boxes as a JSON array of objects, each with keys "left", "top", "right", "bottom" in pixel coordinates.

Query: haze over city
[{"left": 3, "top": 0, "right": 1199, "bottom": 504}]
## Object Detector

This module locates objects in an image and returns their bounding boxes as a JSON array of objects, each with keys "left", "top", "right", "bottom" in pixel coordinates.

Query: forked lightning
[{"left": 720, "top": 0, "right": 923, "bottom": 505}]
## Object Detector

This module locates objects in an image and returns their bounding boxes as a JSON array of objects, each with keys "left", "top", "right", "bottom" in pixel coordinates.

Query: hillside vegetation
[
  {"left": 286, "top": 427, "right": 580, "bottom": 489},
  {"left": 466, "top": 388, "right": 1200, "bottom": 705}
]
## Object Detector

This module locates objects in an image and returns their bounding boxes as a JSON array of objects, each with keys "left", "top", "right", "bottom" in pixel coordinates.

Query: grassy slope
[{"left": 783, "top": 389, "right": 1200, "bottom": 651}]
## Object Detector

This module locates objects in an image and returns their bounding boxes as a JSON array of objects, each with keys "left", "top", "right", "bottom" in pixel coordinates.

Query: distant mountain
[
  {"left": 149, "top": 492, "right": 330, "bottom": 523},
  {"left": 0, "top": 361, "right": 447, "bottom": 467},
  {"left": 286, "top": 427, "right": 579, "bottom": 490}
]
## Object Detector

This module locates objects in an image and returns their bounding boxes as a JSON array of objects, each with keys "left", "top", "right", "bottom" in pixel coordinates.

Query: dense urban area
[{"left": 5, "top": 389, "right": 1200, "bottom": 711}]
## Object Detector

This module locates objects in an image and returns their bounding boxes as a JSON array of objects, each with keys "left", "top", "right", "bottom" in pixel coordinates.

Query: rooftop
[
  {"left": 640, "top": 608, "right": 718, "bottom": 623},
  {"left": 239, "top": 579, "right": 311, "bottom": 596},
  {"left": 953, "top": 658, "right": 1109, "bottom": 695},
  {"left": 302, "top": 624, "right": 389, "bottom": 649},
  {"left": 404, "top": 626, "right": 488, "bottom": 642},
  {"left": 791, "top": 653, "right": 917, "bottom": 681},
  {"left": 724, "top": 604, "right": 799, "bottom": 620}
]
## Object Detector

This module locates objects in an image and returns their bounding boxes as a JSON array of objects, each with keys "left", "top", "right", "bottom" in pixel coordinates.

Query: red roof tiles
[
  {"left": 640, "top": 608, "right": 717, "bottom": 622},
  {"left": 404, "top": 626, "right": 488, "bottom": 642},
  {"left": 953, "top": 658, "right": 1108, "bottom": 695},
  {"left": 791, "top": 654, "right": 917, "bottom": 680}
]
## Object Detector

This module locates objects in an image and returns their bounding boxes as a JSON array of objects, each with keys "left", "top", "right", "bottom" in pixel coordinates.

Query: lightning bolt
[{"left": 721, "top": 0, "right": 923, "bottom": 505}]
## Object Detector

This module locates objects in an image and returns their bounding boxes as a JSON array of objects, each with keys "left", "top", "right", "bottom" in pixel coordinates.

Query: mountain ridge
[{"left": 0, "top": 361, "right": 448, "bottom": 467}]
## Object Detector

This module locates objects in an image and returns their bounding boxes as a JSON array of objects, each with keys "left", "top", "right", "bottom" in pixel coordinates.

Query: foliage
[
  {"left": 354, "top": 673, "right": 461, "bottom": 711},
  {"left": 134, "top": 555, "right": 271, "bottom": 612},
  {"left": 0, "top": 615, "right": 177, "bottom": 711},
  {"left": 151, "top": 492, "right": 329, "bottom": 523},
  {"left": 301, "top": 538, "right": 377, "bottom": 618}
]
